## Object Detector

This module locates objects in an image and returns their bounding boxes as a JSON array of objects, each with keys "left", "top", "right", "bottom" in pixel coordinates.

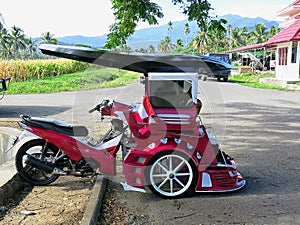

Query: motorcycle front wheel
[
  {"left": 15, "top": 139, "right": 60, "bottom": 185},
  {"left": 145, "top": 151, "right": 197, "bottom": 198}
]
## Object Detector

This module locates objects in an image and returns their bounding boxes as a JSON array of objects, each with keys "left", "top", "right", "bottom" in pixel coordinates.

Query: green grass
[
  {"left": 229, "top": 73, "right": 290, "bottom": 91},
  {"left": 6, "top": 68, "right": 139, "bottom": 94}
]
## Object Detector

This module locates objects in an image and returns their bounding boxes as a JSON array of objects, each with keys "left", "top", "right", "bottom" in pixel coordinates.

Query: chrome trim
[
  {"left": 201, "top": 172, "right": 212, "bottom": 188},
  {"left": 120, "top": 182, "right": 146, "bottom": 193},
  {"left": 196, "top": 180, "right": 246, "bottom": 193}
]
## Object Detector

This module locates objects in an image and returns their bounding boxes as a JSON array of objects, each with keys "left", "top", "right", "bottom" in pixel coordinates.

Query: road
[{"left": 1, "top": 80, "right": 300, "bottom": 224}]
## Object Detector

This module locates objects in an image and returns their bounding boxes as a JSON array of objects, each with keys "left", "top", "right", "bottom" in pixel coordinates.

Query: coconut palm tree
[
  {"left": 40, "top": 32, "right": 58, "bottom": 44},
  {"left": 25, "top": 37, "right": 38, "bottom": 59},
  {"left": 148, "top": 45, "right": 155, "bottom": 53},
  {"left": 10, "top": 26, "right": 27, "bottom": 59},
  {"left": 184, "top": 23, "right": 190, "bottom": 46},
  {"left": 268, "top": 25, "right": 280, "bottom": 39},
  {"left": 249, "top": 23, "right": 268, "bottom": 44},
  {"left": 158, "top": 36, "right": 174, "bottom": 54},
  {"left": 0, "top": 25, "right": 11, "bottom": 59}
]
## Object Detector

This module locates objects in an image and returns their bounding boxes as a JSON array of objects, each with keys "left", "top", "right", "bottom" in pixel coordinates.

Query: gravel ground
[{"left": 0, "top": 176, "right": 95, "bottom": 225}]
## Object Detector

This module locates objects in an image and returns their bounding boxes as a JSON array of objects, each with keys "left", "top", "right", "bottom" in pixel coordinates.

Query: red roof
[
  {"left": 226, "top": 43, "right": 266, "bottom": 53},
  {"left": 278, "top": 0, "right": 300, "bottom": 16},
  {"left": 266, "top": 19, "right": 300, "bottom": 46}
]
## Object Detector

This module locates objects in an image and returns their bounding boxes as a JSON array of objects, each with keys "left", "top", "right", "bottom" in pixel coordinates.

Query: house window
[
  {"left": 291, "top": 42, "right": 298, "bottom": 64},
  {"left": 278, "top": 47, "right": 288, "bottom": 65}
]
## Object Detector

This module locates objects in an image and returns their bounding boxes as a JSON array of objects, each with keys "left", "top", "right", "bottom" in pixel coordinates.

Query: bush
[{"left": 0, "top": 59, "right": 88, "bottom": 82}]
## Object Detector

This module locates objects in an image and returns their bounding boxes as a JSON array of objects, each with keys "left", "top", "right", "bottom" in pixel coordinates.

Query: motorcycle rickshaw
[{"left": 14, "top": 44, "right": 245, "bottom": 198}]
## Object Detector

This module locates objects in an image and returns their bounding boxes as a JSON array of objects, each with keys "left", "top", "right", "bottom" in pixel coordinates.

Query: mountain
[{"left": 57, "top": 14, "right": 279, "bottom": 48}]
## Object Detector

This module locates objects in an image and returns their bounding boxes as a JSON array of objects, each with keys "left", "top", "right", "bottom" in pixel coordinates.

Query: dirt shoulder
[{"left": 0, "top": 176, "right": 95, "bottom": 225}]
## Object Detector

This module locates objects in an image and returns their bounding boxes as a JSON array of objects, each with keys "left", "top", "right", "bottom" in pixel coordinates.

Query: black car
[{"left": 208, "top": 53, "right": 231, "bottom": 82}]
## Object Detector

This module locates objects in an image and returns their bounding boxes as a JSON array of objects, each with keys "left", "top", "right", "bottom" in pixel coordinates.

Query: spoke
[
  {"left": 158, "top": 177, "right": 169, "bottom": 189},
  {"left": 24, "top": 165, "right": 34, "bottom": 173},
  {"left": 173, "top": 160, "right": 185, "bottom": 173},
  {"left": 169, "top": 156, "right": 173, "bottom": 171},
  {"left": 170, "top": 179, "right": 174, "bottom": 193},
  {"left": 174, "top": 177, "right": 185, "bottom": 188},
  {"left": 157, "top": 162, "right": 169, "bottom": 173},
  {"left": 152, "top": 173, "right": 168, "bottom": 178},
  {"left": 175, "top": 172, "right": 191, "bottom": 176}
]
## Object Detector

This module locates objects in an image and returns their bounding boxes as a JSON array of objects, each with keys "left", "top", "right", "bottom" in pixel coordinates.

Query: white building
[{"left": 266, "top": 0, "right": 300, "bottom": 81}]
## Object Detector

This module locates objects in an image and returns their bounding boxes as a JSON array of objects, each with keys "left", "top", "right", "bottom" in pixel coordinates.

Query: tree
[
  {"left": 25, "top": 37, "right": 38, "bottom": 59},
  {"left": 148, "top": 45, "right": 156, "bottom": 53},
  {"left": 269, "top": 25, "right": 280, "bottom": 39},
  {"left": 10, "top": 26, "right": 27, "bottom": 59},
  {"left": 40, "top": 32, "right": 58, "bottom": 44},
  {"left": 0, "top": 26, "right": 11, "bottom": 59},
  {"left": 249, "top": 23, "right": 268, "bottom": 44},
  {"left": 191, "top": 18, "right": 227, "bottom": 54},
  {"left": 158, "top": 36, "right": 174, "bottom": 53},
  {"left": 176, "top": 39, "right": 184, "bottom": 49},
  {"left": 184, "top": 23, "right": 190, "bottom": 46},
  {"left": 106, "top": 0, "right": 212, "bottom": 49}
]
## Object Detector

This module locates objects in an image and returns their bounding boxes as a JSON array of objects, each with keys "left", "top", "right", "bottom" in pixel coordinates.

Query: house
[{"left": 265, "top": 0, "right": 300, "bottom": 81}]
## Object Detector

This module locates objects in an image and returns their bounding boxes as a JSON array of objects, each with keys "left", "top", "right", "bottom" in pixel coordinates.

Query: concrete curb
[
  {"left": 80, "top": 175, "right": 107, "bottom": 225},
  {"left": 0, "top": 174, "right": 31, "bottom": 204}
]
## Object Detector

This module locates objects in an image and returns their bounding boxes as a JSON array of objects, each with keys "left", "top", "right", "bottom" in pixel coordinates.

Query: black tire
[
  {"left": 223, "top": 76, "right": 228, "bottom": 82},
  {"left": 145, "top": 151, "right": 197, "bottom": 198},
  {"left": 16, "top": 139, "right": 60, "bottom": 185}
]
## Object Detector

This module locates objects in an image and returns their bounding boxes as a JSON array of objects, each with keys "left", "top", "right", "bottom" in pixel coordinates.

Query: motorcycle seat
[{"left": 21, "top": 115, "right": 89, "bottom": 137}]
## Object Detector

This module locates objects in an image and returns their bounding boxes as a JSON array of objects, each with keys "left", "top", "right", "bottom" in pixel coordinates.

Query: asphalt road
[{"left": 1, "top": 80, "right": 300, "bottom": 224}]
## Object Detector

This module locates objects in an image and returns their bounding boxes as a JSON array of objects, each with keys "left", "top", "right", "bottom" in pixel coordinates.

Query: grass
[
  {"left": 6, "top": 67, "right": 140, "bottom": 94},
  {"left": 229, "top": 73, "right": 290, "bottom": 91}
]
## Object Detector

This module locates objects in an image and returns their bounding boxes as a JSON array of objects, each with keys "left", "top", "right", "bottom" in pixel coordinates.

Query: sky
[{"left": 0, "top": 0, "right": 293, "bottom": 38}]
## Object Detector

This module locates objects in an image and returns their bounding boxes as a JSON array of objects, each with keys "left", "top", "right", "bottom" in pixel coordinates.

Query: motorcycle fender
[{"left": 14, "top": 130, "right": 39, "bottom": 146}]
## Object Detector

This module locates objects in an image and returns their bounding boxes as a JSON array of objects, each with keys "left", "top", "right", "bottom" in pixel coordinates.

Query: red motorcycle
[{"left": 13, "top": 45, "right": 246, "bottom": 198}]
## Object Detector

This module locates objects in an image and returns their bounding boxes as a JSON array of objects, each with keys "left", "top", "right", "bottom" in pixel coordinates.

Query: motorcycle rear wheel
[{"left": 16, "top": 139, "right": 60, "bottom": 185}]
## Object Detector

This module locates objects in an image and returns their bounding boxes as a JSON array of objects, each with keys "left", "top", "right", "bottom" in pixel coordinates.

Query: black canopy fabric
[{"left": 39, "top": 44, "right": 234, "bottom": 74}]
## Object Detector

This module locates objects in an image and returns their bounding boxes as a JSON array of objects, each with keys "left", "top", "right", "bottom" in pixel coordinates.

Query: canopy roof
[{"left": 39, "top": 44, "right": 234, "bottom": 74}]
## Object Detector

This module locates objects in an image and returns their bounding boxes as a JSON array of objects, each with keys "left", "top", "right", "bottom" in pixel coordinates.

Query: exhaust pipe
[{"left": 24, "top": 155, "right": 67, "bottom": 175}]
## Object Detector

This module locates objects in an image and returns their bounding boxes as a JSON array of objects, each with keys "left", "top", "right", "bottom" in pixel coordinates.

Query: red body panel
[{"left": 25, "top": 125, "right": 117, "bottom": 175}]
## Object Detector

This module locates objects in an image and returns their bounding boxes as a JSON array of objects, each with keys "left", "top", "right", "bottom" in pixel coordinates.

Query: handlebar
[{"left": 89, "top": 99, "right": 110, "bottom": 113}]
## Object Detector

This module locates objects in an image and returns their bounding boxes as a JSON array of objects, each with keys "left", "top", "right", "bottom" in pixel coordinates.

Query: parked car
[{"left": 208, "top": 53, "right": 231, "bottom": 82}]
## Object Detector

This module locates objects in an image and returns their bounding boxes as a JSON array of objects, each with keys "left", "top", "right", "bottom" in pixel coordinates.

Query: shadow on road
[{"left": 0, "top": 105, "right": 71, "bottom": 118}]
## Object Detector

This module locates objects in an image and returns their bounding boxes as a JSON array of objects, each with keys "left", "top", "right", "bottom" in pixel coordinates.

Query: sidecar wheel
[
  {"left": 16, "top": 139, "right": 60, "bottom": 186},
  {"left": 146, "top": 151, "right": 197, "bottom": 198}
]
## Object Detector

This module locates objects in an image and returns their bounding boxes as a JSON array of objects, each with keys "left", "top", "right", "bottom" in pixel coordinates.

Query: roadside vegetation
[
  {"left": 6, "top": 67, "right": 139, "bottom": 94},
  {"left": 0, "top": 59, "right": 88, "bottom": 81},
  {"left": 229, "top": 73, "right": 290, "bottom": 91}
]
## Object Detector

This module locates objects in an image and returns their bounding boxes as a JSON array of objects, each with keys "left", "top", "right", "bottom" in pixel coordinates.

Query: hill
[{"left": 57, "top": 14, "right": 279, "bottom": 48}]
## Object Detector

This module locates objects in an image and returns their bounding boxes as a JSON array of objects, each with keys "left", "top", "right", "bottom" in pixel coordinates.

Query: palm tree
[
  {"left": 0, "top": 26, "right": 11, "bottom": 59},
  {"left": 167, "top": 21, "right": 173, "bottom": 41},
  {"left": 249, "top": 23, "right": 268, "bottom": 44},
  {"left": 40, "top": 32, "right": 58, "bottom": 44},
  {"left": 10, "top": 26, "right": 27, "bottom": 59},
  {"left": 227, "top": 24, "right": 232, "bottom": 50},
  {"left": 148, "top": 45, "right": 155, "bottom": 53},
  {"left": 158, "top": 36, "right": 174, "bottom": 54},
  {"left": 184, "top": 23, "right": 190, "bottom": 46},
  {"left": 231, "top": 27, "right": 248, "bottom": 48},
  {"left": 25, "top": 37, "right": 37, "bottom": 59},
  {"left": 192, "top": 31, "right": 207, "bottom": 54},
  {"left": 268, "top": 25, "right": 280, "bottom": 39},
  {"left": 176, "top": 39, "right": 184, "bottom": 49}
]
